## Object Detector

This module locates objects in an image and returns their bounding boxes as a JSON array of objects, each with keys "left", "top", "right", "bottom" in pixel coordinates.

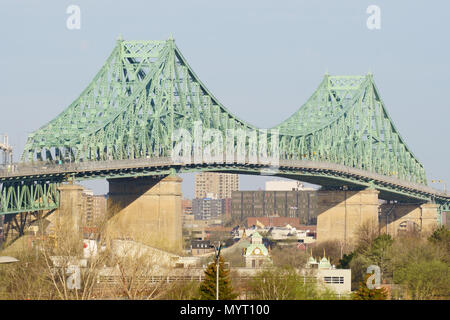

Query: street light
[
  {"left": 213, "top": 241, "right": 222, "bottom": 300},
  {"left": 431, "top": 179, "right": 447, "bottom": 193}
]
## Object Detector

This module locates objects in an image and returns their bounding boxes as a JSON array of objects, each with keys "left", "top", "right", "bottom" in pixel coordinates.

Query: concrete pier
[
  {"left": 106, "top": 175, "right": 183, "bottom": 254},
  {"left": 56, "top": 183, "right": 84, "bottom": 237},
  {"left": 379, "top": 203, "right": 438, "bottom": 236},
  {"left": 316, "top": 188, "right": 379, "bottom": 245}
]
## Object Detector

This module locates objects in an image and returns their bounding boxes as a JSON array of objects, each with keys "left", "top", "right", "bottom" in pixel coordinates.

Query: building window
[{"left": 324, "top": 276, "right": 344, "bottom": 284}]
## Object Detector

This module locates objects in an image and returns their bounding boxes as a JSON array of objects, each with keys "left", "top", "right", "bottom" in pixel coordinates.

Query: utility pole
[{"left": 214, "top": 241, "right": 222, "bottom": 300}]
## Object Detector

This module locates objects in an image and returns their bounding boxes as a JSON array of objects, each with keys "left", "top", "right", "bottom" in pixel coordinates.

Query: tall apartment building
[
  {"left": 81, "top": 189, "right": 107, "bottom": 236},
  {"left": 192, "top": 198, "right": 224, "bottom": 220},
  {"left": 194, "top": 172, "right": 239, "bottom": 199},
  {"left": 182, "top": 199, "right": 193, "bottom": 215}
]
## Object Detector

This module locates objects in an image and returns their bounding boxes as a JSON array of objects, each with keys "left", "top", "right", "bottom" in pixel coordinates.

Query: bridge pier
[
  {"left": 316, "top": 188, "right": 379, "bottom": 246},
  {"left": 379, "top": 203, "right": 439, "bottom": 236},
  {"left": 316, "top": 188, "right": 440, "bottom": 245},
  {"left": 56, "top": 184, "right": 84, "bottom": 238},
  {"left": 105, "top": 175, "right": 183, "bottom": 254}
]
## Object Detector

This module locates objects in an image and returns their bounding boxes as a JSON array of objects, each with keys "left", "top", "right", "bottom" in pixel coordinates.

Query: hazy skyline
[{"left": 1, "top": 1, "right": 449, "bottom": 198}]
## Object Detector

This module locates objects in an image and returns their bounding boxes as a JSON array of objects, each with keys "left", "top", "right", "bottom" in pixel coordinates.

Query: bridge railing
[
  {"left": 0, "top": 157, "right": 174, "bottom": 179},
  {"left": 0, "top": 156, "right": 448, "bottom": 199}
]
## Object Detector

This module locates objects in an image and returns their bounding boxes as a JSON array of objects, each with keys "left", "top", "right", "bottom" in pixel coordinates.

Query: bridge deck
[{"left": 1, "top": 158, "right": 448, "bottom": 203}]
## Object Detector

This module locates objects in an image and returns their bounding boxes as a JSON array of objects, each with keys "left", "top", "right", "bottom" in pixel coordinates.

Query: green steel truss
[
  {"left": 21, "top": 38, "right": 258, "bottom": 164},
  {"left": 0, "top": 37, "right": 447, "bottom": 216},
  {"left": 0, "top": 180, "right": 59, "bottom": 215},
  {"left": 274, "top": 74, "right": 427, "bottom": 184}
]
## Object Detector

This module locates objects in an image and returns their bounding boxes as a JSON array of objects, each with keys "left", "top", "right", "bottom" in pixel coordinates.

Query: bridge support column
[
  {"left": 106, "top": 175, "right": 183, "bottom": 254},
  {"left": 316, "top": 188, "right": 379, "bottom": 246},
  {"left": 379, "top": 203, "right": 439, "bottom": 237},
  {"left": 54, "top": 184, "right": 84, "bottom": 242}
]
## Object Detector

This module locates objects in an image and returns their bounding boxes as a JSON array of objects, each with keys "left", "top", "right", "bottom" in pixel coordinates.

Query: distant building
[
  {"left": 81, "top": 190, "right": 107, "bottom": 237},
  {"left": 190, "top": 226, "right": 208, "bottom": 241},
  {"left": 183, "top": 210, "right": 194, "bottom": 223},
  {"left": 182, "top": 199, "right": 193, "bottom": 215},
  {"left": 223, "top": 198, "right": 232, "bottom": 217},
  {"left": 93, "top": 195, "right": 107, "bottom": 221},
  {"left": 244, "top": 231, "right": 272, "bottom": 268},
  {"left": 195, "top": 172, "right": 239, "bottom": 199},
  {"left": 269, "top": 226, "right": 316, "bottom": 243},
  {"left": 184, "top": 217, "right": 230, "bottom": 241},
  {"left": 265, "top": 180, "right": 316, "bottom": 191},
  {"left": 231, "top": 190, "right": 318, "bottom": 224},
  {"left": 247, "top": 217, "right": 305, "bottom": 229},
  {"left": 233, "top": 222, "right": 316, "bottom": 244},
  {"left": 181, "top": 198, "right": 193, "bottom": 217},
  {"left": 191, "top": 240, "right": 214, "bottom": 256},
  {"left": 182, "top": 198, "right": 195, "bottom": 244},
  {"left": 193, "top": 197, "right": 224, "bottom": 220},
  {"left": 305, "top": 250, "right": 351, "bottom": 295}
]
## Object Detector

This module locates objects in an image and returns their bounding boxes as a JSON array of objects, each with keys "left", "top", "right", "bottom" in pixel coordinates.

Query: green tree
[
  {"left": 248, "top": 266, "right": 339, "bottom": 300},
  {"left": 364, "top": 234, "right": 394, "bottom": 278},
  {"left": 198, "top": 255, "right": 238, "bottom": 300},
  {"left": 387, "top": 231, "right": 450, "bottom": 299},
  {"left": 338, "top": 252, "right": 354, "bottom": 269},
  {"left": 347, "top": 233, "right": 394, "bottom": 289},
  {"left": 428, "top": 225, "right": 450, "bottom": 245},
  {"left": 161, "top": 280, "right": 200, "bottom": 300},
  {"left": 348, "top": 254, "right": 369, "bottom": 290},
  {"left": 393, "top": 258, "right": 449, "bottom": 299},
  {"left": 428, "top": 225, "right": 450, "bottom": 262},
  {"left": 311, "top": 240, "right": 342, "bottom": 266},
  {"left": 352, "top": 274, "right": 388, "bottom": 300},
  {"left": 270, "top": 245, "right": 308, "bottom": 268}
]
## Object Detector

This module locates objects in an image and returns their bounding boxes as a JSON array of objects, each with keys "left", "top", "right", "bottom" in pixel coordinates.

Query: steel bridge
[{"left": 1, "top": 37, "right": 449, "bottom": 221}]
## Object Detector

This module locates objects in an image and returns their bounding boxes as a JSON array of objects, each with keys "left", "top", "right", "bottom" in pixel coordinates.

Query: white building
[
  {"left": 304, "top": 251, "right": 351, "bottom": 295},
  {"left": 265, "top": 180, "right": 316, "bottom": 191},
  {"left": 233, "top": 225, "right": 315, "bottom": 244},
  {"left": 269, "top": 225, "right": 315, "bottom": 243}
]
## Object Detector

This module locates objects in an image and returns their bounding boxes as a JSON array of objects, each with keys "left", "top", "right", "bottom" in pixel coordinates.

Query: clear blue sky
[{"left": 0, "top": 0, "right": 449, "bottom": 197}]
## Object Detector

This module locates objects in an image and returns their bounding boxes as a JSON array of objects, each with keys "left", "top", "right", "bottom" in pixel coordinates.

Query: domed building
[
  {"left": 244, "top": 231, "right": 272, "bottom": 268},
  {"left": 306, "top": 249, "right": 332, "bottom": 270},
  {"left": 319, "top": 256, "right": 332, "bottom": 270}
]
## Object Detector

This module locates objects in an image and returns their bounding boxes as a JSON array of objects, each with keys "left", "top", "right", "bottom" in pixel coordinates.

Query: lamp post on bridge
[
  {"left": 431, "top": 179, "right": 447, "bottom": 193},
  {"left": 0, "top": 134, "right": 13, "bottom": 165}
]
